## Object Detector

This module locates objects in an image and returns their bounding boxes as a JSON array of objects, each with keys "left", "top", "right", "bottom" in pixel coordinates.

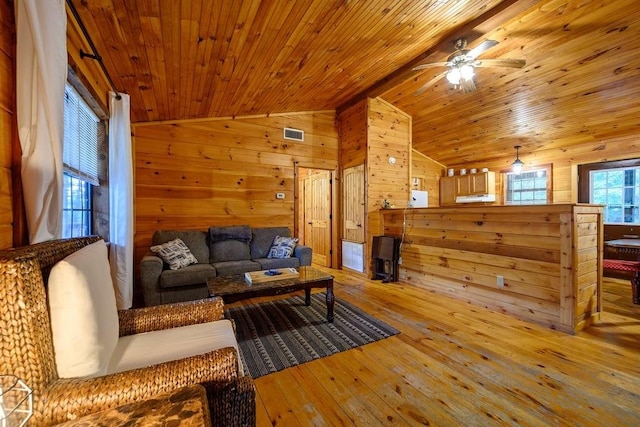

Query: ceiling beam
[{"left": 337, "top": 0, "right": 543, "bottom": 113}]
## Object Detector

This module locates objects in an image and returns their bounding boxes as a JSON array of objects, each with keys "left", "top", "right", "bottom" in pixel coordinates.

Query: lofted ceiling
[{"left": 70, "top": 0, "right": 640, "bottom": 167}]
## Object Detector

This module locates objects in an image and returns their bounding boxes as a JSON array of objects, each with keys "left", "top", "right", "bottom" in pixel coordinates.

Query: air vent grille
[{"left": 283, "top": 127, "right": 304, "bottom": 141}]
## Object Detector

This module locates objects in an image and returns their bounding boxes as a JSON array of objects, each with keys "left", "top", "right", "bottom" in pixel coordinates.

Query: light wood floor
[{"left": 227, "top": 270, "right": 640, "bottom": 426}]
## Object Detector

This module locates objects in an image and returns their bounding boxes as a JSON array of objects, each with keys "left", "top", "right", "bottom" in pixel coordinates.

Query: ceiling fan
[{"left": 412, "top": 38, "right": 525, "bottom": 95}]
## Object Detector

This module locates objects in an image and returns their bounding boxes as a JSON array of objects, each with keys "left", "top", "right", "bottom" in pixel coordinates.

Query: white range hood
[{"left": 455, "top": 194, "right": 496, "bottom": 203}]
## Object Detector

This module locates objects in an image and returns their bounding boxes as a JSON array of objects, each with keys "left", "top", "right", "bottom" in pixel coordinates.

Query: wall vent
[{"left": 283, "top": 127, "right": 304, "bottom": 141}]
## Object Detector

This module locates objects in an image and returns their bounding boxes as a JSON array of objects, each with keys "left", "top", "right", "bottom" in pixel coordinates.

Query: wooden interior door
[
  {"left": 343, "top": 164, "right": 365, "bottom": 242},
  {"left": 303, "top": 170, "right": 332, "bottom": 267}
]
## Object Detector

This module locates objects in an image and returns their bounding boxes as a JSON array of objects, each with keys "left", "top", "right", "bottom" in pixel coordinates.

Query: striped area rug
[{"left": 225, "top": 293, "right": 400, "bottom": 378}]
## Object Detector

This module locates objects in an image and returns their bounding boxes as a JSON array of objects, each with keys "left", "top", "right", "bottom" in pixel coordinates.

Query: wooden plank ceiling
[{"left": 72, "top": 0, "right": 640, "bottom": 166}]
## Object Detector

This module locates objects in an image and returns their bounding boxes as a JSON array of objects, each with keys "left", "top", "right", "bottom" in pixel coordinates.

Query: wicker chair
[{"left": 0, "top": 236, "right": 256, "bottom": 426}]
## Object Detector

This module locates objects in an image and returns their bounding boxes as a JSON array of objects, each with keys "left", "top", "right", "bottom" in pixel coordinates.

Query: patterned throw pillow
[
  {"left": 150, "top": 238, "right": 198, "bottom": 270},
  {"left": 267, "top": 236, "right": 299, "bottom": 259}
]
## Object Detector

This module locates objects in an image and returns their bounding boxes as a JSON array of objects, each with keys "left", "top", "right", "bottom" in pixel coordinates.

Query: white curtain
[
  {"left": 15, "top": 0, "right": 67, "bottom": 243},
  {"left": 108, "top": 92, "right": 134, "bottom": 309}
]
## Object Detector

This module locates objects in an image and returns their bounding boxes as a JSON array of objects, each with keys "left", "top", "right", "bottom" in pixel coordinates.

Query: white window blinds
[{"left": 63, "top": 84, "right": 99, "bottom": 185}]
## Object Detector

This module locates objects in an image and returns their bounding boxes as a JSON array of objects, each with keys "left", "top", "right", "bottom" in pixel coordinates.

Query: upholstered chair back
[{"left": 0, "top": 236, "right": 101, "bottom": 419}]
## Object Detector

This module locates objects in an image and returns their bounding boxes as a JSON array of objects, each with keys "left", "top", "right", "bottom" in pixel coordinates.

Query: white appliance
[
  {"left": 342, "top": 240, "right": 364, "bottom": 272},
  {"left": 410, "top": 190, "right": 428, "bottom": 208},
  {"left": 455, "top": 194, "right": 496, "bottom": 203}
]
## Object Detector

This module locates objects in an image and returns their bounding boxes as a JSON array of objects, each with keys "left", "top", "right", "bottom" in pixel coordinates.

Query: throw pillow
[
  {"left": 48, "top": 240, "right": 119, "bottom": 378},
  {"left": 150, "top": 238, "right": 198, "bottom": 270},
  {"left": 267, "top": 236, "right": 299, "bottom": 259}
]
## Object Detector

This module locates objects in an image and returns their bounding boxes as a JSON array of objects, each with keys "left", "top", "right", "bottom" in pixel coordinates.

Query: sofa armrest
[
  {"left": 118, "top": 297, "right": 225, "bottom": 336},
  {"left": 206, "top": 375, "right": 256, "bottom": 427},
  {"left": 38, "top": 347, "right": 243, "bottom": 426},
  {"left": 294, "top": 244, "right": 312, "bottom": 266},
  {"left": 139, "top": 252, "right": 164, "bottom": 306}
]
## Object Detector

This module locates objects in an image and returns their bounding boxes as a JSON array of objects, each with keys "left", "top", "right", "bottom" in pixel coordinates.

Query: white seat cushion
[
  {"left": 107, "top": 320, "right": 242, "bottom": 375},
  {"left": 48, "top": 240, "right": 119, "bottom": 378}
]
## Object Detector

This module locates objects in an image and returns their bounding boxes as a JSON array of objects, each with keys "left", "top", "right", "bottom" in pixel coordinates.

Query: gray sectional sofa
[{"left": 140, "top": 225, "right": 312, "bottom": 306}]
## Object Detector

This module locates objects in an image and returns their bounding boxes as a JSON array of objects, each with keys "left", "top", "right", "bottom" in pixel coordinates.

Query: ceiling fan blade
[
  {"left": 414, "top": 71, "right": 448, "bottom": 96},
  {"left": 412, "top": 62, "right": 449, "bottom": 71},
  {"left": 461, "top": 78, "right": 476, "bottom": 93},
  {"left": 467, "top": 40, "right": 499, "bottom": 59},
  {"left": 475, "top": 58, "right": 526, "bottom": 68}
]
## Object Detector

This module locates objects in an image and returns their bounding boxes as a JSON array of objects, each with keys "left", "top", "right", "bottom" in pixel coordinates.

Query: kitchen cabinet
[
  {"left": 440, "top": 171, "right": 496, "bottom": 206},
  {"left": 440, "top": 175, "right": 457, "bottom": 206}
]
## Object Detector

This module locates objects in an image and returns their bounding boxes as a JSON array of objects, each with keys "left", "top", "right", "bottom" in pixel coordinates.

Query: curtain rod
[{"left": 66, "top": 0, "right": 122, "bottom": 100}]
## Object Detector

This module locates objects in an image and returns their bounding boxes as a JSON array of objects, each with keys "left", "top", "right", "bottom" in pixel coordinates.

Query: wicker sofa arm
[
  {"left": 118, "top": 297, "right": 225, "bottom": 336},
  {"left": 207, "top": 375, "right": 256, "bottom": 427},
  {"left": 139, "top": 253, "right": 164, "bottom": 306},
  {"left": 38, "top": 347, "right": 241, "bottom": 425}
]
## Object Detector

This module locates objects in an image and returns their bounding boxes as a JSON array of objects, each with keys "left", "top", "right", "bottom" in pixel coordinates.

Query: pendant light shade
[{"left": 512, "top": 145, "right": 524, "bottom": 174}]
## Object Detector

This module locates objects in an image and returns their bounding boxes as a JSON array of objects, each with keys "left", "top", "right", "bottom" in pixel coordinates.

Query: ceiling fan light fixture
[
  {"left": 460, "top": 64, "right": 475, "bottom": 80},
  {"left": 446, "top": 68, "right": 461, "bottom": 84},
  {"left": 512, "top": 145, "right": 524, "bottom": 174}
]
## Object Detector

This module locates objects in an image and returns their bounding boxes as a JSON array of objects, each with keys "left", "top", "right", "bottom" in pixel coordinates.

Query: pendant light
[{"left": 512, "top": 145, "right": 524, "bottom": 174}]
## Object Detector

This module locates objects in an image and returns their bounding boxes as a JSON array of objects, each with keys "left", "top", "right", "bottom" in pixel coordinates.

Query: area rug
[{"left": 224, "top": 293, "right": 400, "bottom": 378}]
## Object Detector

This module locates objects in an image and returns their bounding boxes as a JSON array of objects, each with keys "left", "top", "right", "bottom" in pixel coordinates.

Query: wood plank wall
[
  {"left": 338, "top": 101, "right": 367, "bottom": 169},
  {"left": 380, "top": 204, "right": 603, "bottom": 334},
  {"left": 444, "top": 134, "right": 640, "bottom": 203},
  {"left": 366, "top": 97, "right": 411, "bottom": 256},
  {"left": 338, "top": 98, "right": 411, "bottom": 274},
  {"left": 132, "top": 111, "right": 339, "bottom": 269},
  {"left": 411, "top": 149, "right": 444, "bottom": 207},
  {"left": 66, "top": 3, "right": 110, "bottom": 115},
  {"left": 0, "top": 1, "right": 15, "bottom": 249}
]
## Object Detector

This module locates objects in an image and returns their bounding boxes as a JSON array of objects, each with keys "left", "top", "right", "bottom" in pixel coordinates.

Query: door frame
[{"left": 294, "top": 163, "right": 339, "bottom": 268}]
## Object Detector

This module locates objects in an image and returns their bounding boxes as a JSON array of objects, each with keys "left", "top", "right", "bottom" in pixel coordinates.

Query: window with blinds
[
  {"left": 63, "top": 84, "right": 99, "bottom": 185},
  {"left": 62, "top": 84, "right": 100, "bottom": 238}
]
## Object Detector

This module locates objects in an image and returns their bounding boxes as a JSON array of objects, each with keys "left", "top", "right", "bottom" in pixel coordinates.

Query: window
[
  {"left": 504, "top": 168, "right": 550, "bottom": 205},
  {"left": 590, "top": 167, "right": 640, "bottom": 224},
  {"left": 62, "top": 84, "right": 99, "bottom": 238},
  {"left": 62, "top": 173, "right": 92, "bottom": 237}
]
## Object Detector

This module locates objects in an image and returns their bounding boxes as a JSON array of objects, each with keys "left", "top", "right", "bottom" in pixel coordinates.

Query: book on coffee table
[{"left": 245, "top": 268, "right": 300, "bottom": 284}]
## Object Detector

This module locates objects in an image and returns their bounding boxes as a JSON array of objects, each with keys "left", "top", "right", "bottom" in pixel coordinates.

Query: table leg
[
  {"left": 632, "top": 273, "right": 640, "bottom": 305},
  {"left": 305, "top": 288, "right": 311, "bottom": 306},
  {"left": 326, "top": 282, "right": 335, "bottom": 322}
]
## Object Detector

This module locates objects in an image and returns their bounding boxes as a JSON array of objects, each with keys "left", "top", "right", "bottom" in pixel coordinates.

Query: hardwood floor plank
[
  {"left": 255, "top": 372, "right": 302, "bottom": 426},
  {"left": 234, "top": 269, "right": 640, "bottom": 426},
  {"left": 304, "top": 356, "right": 402, "bottom": 426}
]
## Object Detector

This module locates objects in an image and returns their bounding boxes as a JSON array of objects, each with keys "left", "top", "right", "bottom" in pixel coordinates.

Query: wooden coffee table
[{"left": 206, "top": 266, "right": 335, "bottom": 322}]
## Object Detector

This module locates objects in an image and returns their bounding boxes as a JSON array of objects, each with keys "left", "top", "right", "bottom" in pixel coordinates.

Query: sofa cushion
[
  {"left": 159, "top": 263, "right": 217, "bottom": 289},
  {"left": 107, "top": 320, "right": 242, "bottom": 375},
  {"left": 209, "top": 225, "right": 252, "bottom": 242},
  {"left": 268, "top": 236, "right": 299, "bottom": 259},
  {"left": 212, "top": 260, "right": 261, "bottom": 276},
  {"left": 210, "top": 240, "right": 251, "bottom": 263},
  {"left": 151, "top": 238, "right": 198, "bottom": 270},
  {"left": 48, "top": 240, "right": 119, "bottom": 378},
  {"left": 250, "top": 227, "right": 291, "bottom": 259},
  {"left": 255, "top": 257, "right": 300, "bottom": 270},
  {"left": 152, "top": 230, "right": 209, "bottom": 264}
]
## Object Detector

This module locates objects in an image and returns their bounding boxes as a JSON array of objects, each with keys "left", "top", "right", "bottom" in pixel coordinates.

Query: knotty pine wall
[
  {"left": 0, "top": 1, "right": 15, "bottom": 249},
  {"left": 132, "top": 112, "right": 339, "bottom": 266},
  {"left": 66, "top": 3, "right": 110, "bottom": 115},
  {"left": 411, "top": 149, "right": 444, "bottom": 207},
  {"left": 338, "top": 97, "right": 411, "bottom": 274},
  {"left": 381, "top": 204, "right": 603, "bottom": 334},
  {"left": 444, "top": 134, "right": 640, "bottom": 204}
]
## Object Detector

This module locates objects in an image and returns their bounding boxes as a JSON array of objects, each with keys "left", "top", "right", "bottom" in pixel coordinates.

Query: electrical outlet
[
  {"left": 496, "top": 275, "right": 504, "bottom": 288},
  {"left": 276, "top": 192, "right": 285, "bottom": 199},
  {"left": 398, "top": 257, "right": 403, "bottom": 265}
]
